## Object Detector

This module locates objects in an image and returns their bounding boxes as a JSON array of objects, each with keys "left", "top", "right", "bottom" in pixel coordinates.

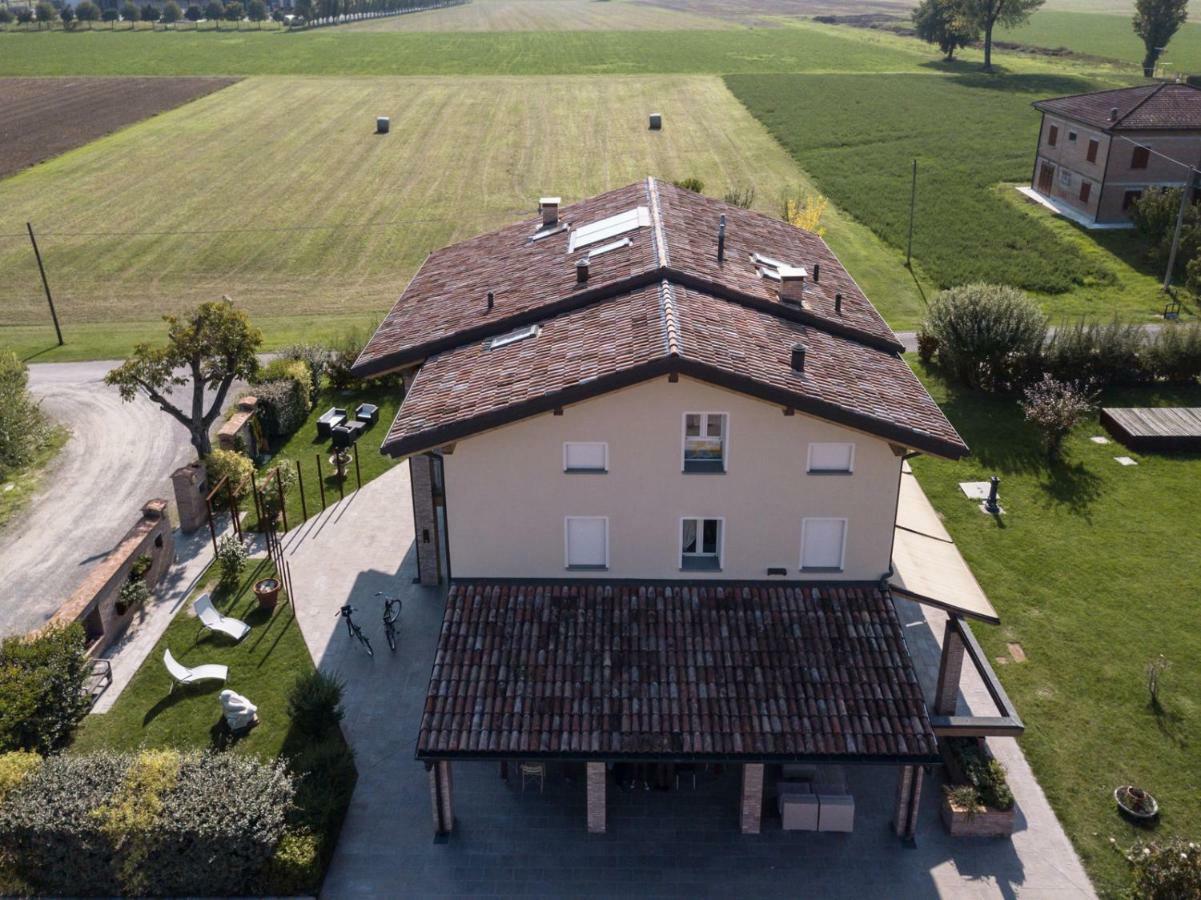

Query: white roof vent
[
  {"left": 777, "top": 265, "right": 808, "bottom": 305},
  {"left": 540, "top": 197, "right": 561, "bottom": 227}
]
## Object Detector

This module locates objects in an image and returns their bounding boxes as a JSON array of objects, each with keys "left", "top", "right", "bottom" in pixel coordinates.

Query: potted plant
[
  {"left": 114, "top": 578, "right": 149, "bottom": 616},
  {"left": 253, "top": 577, "right": 281, "bottom": 610},
  {"left": 940, "top": 738, "right": 1016, "bottom": 837},
  {"left": 1115, "top": 785, "right": 1159, "bottom": 821}
]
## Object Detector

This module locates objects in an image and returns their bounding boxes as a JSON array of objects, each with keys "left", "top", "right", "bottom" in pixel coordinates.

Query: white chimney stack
[
  {"left": 777, "top": 265, "right": 808, "bottom": 305},
  {"left": 540, "top": 197, "right": 561, "bottom": 227}
]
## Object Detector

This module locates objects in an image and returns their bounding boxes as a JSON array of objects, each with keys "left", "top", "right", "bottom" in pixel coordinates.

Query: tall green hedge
[
  {"left": 253, "top": 359, "right": 312, "bottom": 439},
  {"left": 0, "top": 624, "right": 90, "bottom": 755}
]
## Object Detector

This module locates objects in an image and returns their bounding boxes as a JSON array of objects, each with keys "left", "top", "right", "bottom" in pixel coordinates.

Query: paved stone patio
[{"left": 285, "top": 462, "right": 1095, "bottom": 899}]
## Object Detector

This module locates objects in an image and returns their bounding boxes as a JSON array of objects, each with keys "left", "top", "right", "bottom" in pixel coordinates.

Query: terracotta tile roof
[
  {"left": 416, "top": 581, "right": 938, "bottom": 762},
  {"left": 1034, "top": 83, "right": 1201, "bottom": 131},
  {"left": 383, "top": 282, "right": 967, "bottom": 459}
]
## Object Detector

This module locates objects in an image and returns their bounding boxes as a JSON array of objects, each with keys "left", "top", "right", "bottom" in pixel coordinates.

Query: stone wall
[{"left": 48, "top": 499, "right": 175, "bottom": 656}]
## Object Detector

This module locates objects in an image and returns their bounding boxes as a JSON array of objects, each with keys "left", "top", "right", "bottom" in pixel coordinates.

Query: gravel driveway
[{"left": 0, "top": 360, "right": 220, "bottom": 636}]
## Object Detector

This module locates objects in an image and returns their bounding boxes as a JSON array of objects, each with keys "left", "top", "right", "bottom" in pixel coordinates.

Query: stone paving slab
[{"left": 283, "top": 462, "right": 1096, "bottom": 899}]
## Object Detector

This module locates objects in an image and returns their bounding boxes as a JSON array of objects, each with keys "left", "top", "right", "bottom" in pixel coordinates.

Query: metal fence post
[
  {"left": 275, "top": 466, "right": 288, "bottom": 533},
  {"left": 296, "top": 459, "right": 307, "bottom": 522},
  {"left": 316, "top": 454, "right": 326, "bottom": 511},
  {"left": 354, "top": 449, "right": 362, "bottom": 491}
]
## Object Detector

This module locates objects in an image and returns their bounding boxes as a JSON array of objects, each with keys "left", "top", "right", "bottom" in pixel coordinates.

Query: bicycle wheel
[
  {"left": 360, "top": 633, "right": 374, "bottom": 657},
  {"left": 386, "top": 625, "right": 397, "bottom": 653}
]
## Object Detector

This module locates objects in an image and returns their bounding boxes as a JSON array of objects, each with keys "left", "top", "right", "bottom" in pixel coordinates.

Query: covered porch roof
[{"left": 416, "top": 581, "right": 939, "bottom": 765}]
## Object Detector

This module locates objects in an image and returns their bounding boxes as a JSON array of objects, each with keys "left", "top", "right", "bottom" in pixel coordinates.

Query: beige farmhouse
[
  {"left": 353, "top": 179, "right": 1020, "bottom": 839},
  {"left": 1029, "top": 82, "right": 1201, "bottom": 226}
]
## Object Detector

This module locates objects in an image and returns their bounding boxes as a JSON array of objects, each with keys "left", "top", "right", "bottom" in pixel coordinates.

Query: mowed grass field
[
  {"left": 344, "top": 0, "right": 734, "bottom": 30},
  {"left": 1000, "top": 9, "right": 1201, "bottom": 72},
  {"left": 0, "top": 74, "right": 926, "bottom": 350},
  {"left": 725, "top": 70, "right": 1188, "bottom": 322}
]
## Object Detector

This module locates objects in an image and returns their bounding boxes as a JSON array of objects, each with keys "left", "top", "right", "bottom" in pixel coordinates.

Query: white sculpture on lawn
[{"left": 219, "top": 689, "right": 258, "bottom": 731}]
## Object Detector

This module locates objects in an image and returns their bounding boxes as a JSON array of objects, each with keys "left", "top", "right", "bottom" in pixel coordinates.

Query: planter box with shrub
[{"left": 940, "top": 737, "right": 1016, "bottom": 838}]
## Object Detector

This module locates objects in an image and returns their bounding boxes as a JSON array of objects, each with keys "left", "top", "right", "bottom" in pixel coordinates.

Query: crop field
[
  {"left": 725, "top": 70, "right": 1187, "bottom": 322},
  {"left": 1000, "top": 9, "right": 1201, "bottom": 71},
  {"left": 0, "top": 74, "right": 924, "bottom": 344},
  {"left": 0, "top": 76, "right": 237, "bottom": 179},
  {"left": 343, "top": 0, "right": 733, "bottom": 31}
]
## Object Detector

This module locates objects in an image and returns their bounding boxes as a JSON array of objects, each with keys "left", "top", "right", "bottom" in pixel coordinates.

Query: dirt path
[{"left": 0, "top": 360, "right": 213, "bottom": 636}]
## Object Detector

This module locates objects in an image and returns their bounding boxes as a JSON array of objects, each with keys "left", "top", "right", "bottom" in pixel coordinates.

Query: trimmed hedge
[
  {"left": 0, "top": 750, "right": 294, "bottom": 897},
  {"left": 0, "top": 624, "right": 90, "bottom": 755},
  {"left": 255, "top": 377, "right": 309, "bottom": 439}
]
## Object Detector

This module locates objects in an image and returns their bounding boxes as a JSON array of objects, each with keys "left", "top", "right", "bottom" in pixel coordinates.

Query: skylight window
[
  {"left": 586, "top": 237, "right": 632, "bottom": 258},
  {"left": 488, "top": 325, "right": 540, "bottom": 350},
  {"left": 568, "top": 207, "right": 651, "bottom": 253}
]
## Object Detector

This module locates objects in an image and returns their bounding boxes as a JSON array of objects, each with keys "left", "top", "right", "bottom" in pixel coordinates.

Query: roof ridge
[
  {"left": 647, "top": 176, "right": 670, "bottom": 268},
  {"left": 1116, "top": 81, "right": 1167, "bottom": 127},
  {"left": 659, "top": 279, "right": 681, "bottom": 356}
]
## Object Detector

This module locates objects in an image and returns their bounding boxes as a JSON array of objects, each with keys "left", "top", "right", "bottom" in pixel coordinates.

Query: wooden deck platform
[{"left": 1100, "top": 407, "right": 1201, "bottom": 452}]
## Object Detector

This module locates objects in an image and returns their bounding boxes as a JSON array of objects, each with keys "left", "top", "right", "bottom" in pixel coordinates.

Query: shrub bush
[
  {"left": 0, "top": 624, "right": 90, "bottom": 755},
  {"left": 115, "top": 578, "right": 149, "bottom": 616},
  {"left": 255, "top": 378, "right": 309, "bottom": 439},
  {"left": 215, "top": 534, "right": 249, "bottom": 590},
  {"left": 325, "top": 324, "right": 378, "bottom": 391},
  {"left": 259, "top": 463, "right": 297, "bottom": 522},
  {"left": 287, "top": 669, "right": 345, "bottom": 739},
  {"left": 1021, "top": 374, "right": 1097, "bottom": 462},
  {"left": 0, "top": 752, "right": 41, "bottom": 805},
  {"left": 924, "top": 283, "right": 1047, "bottom": 391},
  {"left": 1123, "top": 837, "right": 1201, "bottom": 899},
  {"left": 1041, "top": 319, "right": 1146, "bottom": 387},
  {"left": 946, "top": 738, "right": 1014, "bottom": 811},
  {"left": 0, "top": 352, "right": 51, "bottom": 481},
  {"left": 1146, "top": 322, "right": 1201, "bottom": 383},
  {"left": 276, "top": 343, "right": 330, "bottom": 400},
  {"left": 672, "top": 177, "right": 704, "bottom": 193},
  {"left": 205, "top": 447, "right": 254, "bottom": 506},
  {"left": 0, "top": 751, "right": 293, "bottom": 897}
]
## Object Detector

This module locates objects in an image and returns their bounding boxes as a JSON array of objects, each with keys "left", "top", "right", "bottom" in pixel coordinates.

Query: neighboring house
[
  {"left": 354, "top": 179, "right": 1019, "bottom": 838},
  {"left": 1029, "top": 82, "right": 1201, "bottom": 226}
]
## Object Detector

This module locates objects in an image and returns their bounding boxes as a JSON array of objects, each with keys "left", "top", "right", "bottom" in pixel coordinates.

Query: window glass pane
[
  {"left": 567, "top": 518, "right": 606, "bottom": 567},
  {"left": 706, "top": 415, "right": 723, "bottom": 438},
  {"left": 702, "top": 519, "right": 719, "bottom": 554},
  {"left": 685, "top": 414, "right": 700, "bottom": 436},
  {"left": 682, "top": 519, "right": 698, "bottom": 554}
]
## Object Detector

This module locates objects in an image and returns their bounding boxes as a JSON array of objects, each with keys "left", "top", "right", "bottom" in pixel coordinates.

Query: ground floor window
[
  {"left": 1123, "top": 189, "right": 1143, "bottom": 211},
  {"left": 1079, "top": 181, "right": 1091, "bottom": 204},
  {"left": 565, "top": 516, "right": 608, "bottom": 569},
  {"left": 681, "top": 517, "right": 722, "bottom": 571},
  {"left": 800, "top": 518, "right": 846, "bottom": 572}
]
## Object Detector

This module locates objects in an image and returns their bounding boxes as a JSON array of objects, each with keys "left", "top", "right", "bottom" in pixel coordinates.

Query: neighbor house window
[
  {"left": 563, "top": 442, "right": 608, "bottom": 473},
  {"left": 1086, "top": 139, "right": 1099, "bottom": 163},
  {"left": 1079, "top": 181, "right": 1092, "bottom": 204},
  {"left": 681, "top": 517, "right": 722, "bottom": 571},
  {"left": 1131, "top": 146, "right": 1150, "bottom": 169},
  {"left": 807, "top": 442, "right": 855, "bottom": 474},
  {"left": 683, "top": 413, "right": 727, "bottom": 472},
  {"left": 1068, "top": 130, "right": 1078, "bottom": 142},
  {"left": 800, "top": 518, "right": 846, "bottom": 572},
  {"left": 1058, "top": 169, "right": 1072, "bottom": 188},
  {"left": 1047, "top": 125, "right": 1058, "bottom": 147},
  {"left": 1122, "top": 189, "right": 1143, "bottom": 211},
  {"left": 565, "top": 517, "right": 608, "bottom": 569}
]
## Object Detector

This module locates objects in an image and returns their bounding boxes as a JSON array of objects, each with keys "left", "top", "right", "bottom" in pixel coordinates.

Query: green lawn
[
  {"left": 911, "top": 363, "right": 1201, "bottom": 897},
  {"left": 73, "top": 557, "right": 306, "bottom": 759},
  {"left": 1000, "top": 9, "right": 1201, "bottom": 74},
  {"left": 254, "top": 383, "right": 403, "bottom": 531},
  {"left": 725, "top": 70, "right": 1187, "bottom": 323}
]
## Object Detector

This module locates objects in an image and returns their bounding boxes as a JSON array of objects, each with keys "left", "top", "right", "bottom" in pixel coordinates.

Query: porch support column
[
  {"left": 427, "top": 760, "right": 454, "bottom": 837},
  {"left": 410, "top": 454, "right": 441, "bottom": 587},
  {"left": 933, "top": 616, "right": 966, "bottom": 716},
  {"left": 740, "top": 763, "right": 765, "bottom": 834},
  {"left": 893, "top": 764, "right": 923, "bottom": 843},
  {"left": 586, "top": 762, "right": 607, "bottom": 833}
]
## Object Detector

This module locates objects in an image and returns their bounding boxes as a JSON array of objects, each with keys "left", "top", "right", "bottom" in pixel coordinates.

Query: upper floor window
[
  {"left": 1047, "top": 124, "right": 1058, "bottom": 147},
  {"left": 1086, "top": 139, "right": 1099, "bottom": 163},
  {"left": 1068, "top": 130, "right": 1078, "bottom": 142},
  {"left": 800, "top": 518, "right": 846, "bottom": 572},
  {"left": 681, "top": 517, "right": 722, "bottom": 571},
  {"left": 565, "top": 516, "right": 608, "bottom": 569},
  {"left": 1131, "top": 145, "right": 1150, "bottom": 169},
  {"left": 807, "top": 442, "right": 855, "bottom": 474},
  {"left": 564, "top": 442, "right": 607, "bottom": 473},
  {"left": 683, "top": 413, "right": 726, "bottom": 473}
]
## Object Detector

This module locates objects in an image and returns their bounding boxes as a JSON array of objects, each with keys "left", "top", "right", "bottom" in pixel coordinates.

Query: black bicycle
[
  {"left": 376, "top": 592, "right": 403, "bottom": 653},
  {"left": 337, "top": 604, "right": 373, "bottom": 657}
]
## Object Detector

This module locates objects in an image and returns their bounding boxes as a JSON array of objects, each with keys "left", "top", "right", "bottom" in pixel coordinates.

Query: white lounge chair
[
  {"left": 193, "top": 593, "right": 250, "bottom": 642},
  {"left": 164, "top": 648, "right": 228, "bottom": 692}
]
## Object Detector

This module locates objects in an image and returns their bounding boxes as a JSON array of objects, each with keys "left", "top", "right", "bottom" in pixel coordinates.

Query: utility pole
[
  {"left": 26, "top": 222, "right": 64, "bottom": 347},
  {"left": 906, "top": 159, "right": 917, "bottom": 268},
  {"left": 1162, "top": 168, "right": 1197, "bottom": 292}
]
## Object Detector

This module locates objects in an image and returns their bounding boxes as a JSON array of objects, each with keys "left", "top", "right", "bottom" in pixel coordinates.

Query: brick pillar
[
  {"left": 893, "top": 764, "right": 924, "bottom": 841},
  {"left": 409, "top": 455, "right": 441, "bottom": 587},
  {"left": 427, "top": 761, "right": 454, "bottom": 835},
  {"left": 740, "top": 763, "right": 765, "bottom": 834},
  {"left": 933, "top": 618, "right": 966, "bottom": 716},
  {"left": 586, "top": 762, "right": 607, "bottom": 833},
  {"left": 171, "top": 462, "right": 209, "bottom": 533}
]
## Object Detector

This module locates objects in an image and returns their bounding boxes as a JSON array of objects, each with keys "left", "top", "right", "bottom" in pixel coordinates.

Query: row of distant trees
[
  {"left": 0, "top": 0, "right": 461, "bottom": 27},
  {"left": 912, "top": 0, "right": 1187, "bottom": 75}
]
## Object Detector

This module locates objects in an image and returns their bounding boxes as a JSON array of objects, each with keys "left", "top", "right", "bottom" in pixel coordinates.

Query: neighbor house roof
[
  {"left": 357, "top": 178, "right": 967, "bottom": 460},
  {"left": 1033, "top": 82, "right": 1201, "bottom": 131},
  {"left": 416, "top": 581, "right": 939, "bottom": 762}
]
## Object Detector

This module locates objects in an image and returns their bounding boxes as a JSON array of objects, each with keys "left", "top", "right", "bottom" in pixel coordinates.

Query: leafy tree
[
  {"left": 16, "top": 8, "right": 34, "bottom": 23},
  {"left": 184, "top": 2, "right": 202, "bottom": 18},
  {"left": 141, "top": 2, "right": 159, "bottom": 19},
  {"left": 0, "top": 353, "right": 50, "bottom": 481},
  {"left": 247, "top": 0, "right": 265, "bottom": 22},
  {"left": 34, "top": 0, "right": 56, "bottom": 26},
  {"left": 161, "top": 0, "right": 180, "bottom": 20},
  {"left": 203, "top": 0, "right": 222, "bottom": 18},
  {"left": 292, "top": 0, "right": 312, "bottom": 18},
  {"left": 105, "top": 300, "right": 262, "bottom": 460},
  {"left": 223, "top": 0, "right": 241, "bottom": 19},
  {"left": 912, "top": 0, "right": 979, "bottom": 59},
  {"left": 1021, "top": 374, "right": 1096, "bottom": 461},
  {"left": 59, "top": 2, "right": 74, "bottom": 24},
  {"left": 1134, "top": 0, "right": 1188, "bottom": 77},
  {"left": 962, "top": 0, "right": 1044, "bottom": 70},
  {"left": 120, "top": 0, "right": 138, "bottom": 20},
  {"left": 102, "top": 5, "right": 120, "bottom": 21},
  {"left": 0, "top": 7, "right": 13, "bottom": 25},
  {"left": 75, "top": 0, "right": 100, "bottom": 20}
]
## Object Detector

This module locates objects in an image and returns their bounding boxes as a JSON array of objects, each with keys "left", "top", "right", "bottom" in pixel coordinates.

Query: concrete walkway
[{"left": 283, "top": 462, "right": 1095, "bottom": 899}]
